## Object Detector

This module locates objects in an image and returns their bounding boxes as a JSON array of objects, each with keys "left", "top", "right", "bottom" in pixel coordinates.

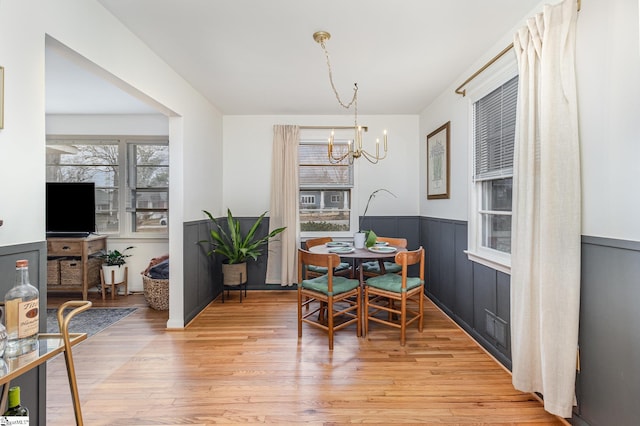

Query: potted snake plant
[{"left": 202, "top": 209, "right": 286, "bottom": 285}]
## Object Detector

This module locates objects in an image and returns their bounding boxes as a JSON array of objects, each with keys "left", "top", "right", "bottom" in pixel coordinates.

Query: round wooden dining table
[
  {"left": 307, "top": 243, "right": 407, "bottom": 285},
  {"left": 307, "top": 242, "right": 406, "bottom": 336}
]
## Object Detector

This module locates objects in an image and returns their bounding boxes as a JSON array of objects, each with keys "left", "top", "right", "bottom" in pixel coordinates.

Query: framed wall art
[{"left": 426, "top": 121, "right": 450, "bottom": 199}]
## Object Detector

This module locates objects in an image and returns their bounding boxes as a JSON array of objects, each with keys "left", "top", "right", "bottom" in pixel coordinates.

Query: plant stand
[
  {"left": 221, "top": 270, "right": 247, "bottom": 303},
  {"left": 220, "top": 262, "right": 247, "bottom": 303},
  {"left": 100, "top": 266, "right": 128, "bottom": 300}
]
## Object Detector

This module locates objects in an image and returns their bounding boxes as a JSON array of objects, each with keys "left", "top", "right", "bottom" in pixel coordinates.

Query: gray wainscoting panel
[
  {"left": 471, "top": 263, "right": 511, "bottom": 362},
  {"left": 183, "top": 220, "right": 217, "bottom": 324},
  {"left": 472, "top": 262, "right": 498, "bottom": 334},
  {"left": 421, "top": 217, "right": 511, "bottom": 368},
  {"left": 0, "top": 241, "right": 47, "bottom": 425},
  {"left": 425, "top": 218, "right": 442, "bottom": 299},
  {"left": 237, "top": 215, "right": 274, "bottom": 289},
  {"left": 439, "top": 221, "right": 456, "bottom": 308},
  {"left": 454, "top": 222, "right": 474, "bottom": 326},
  {"left": 575, "top": 236, "right": 640, "bottom": 426},
  {"left": 361, "top": 216, "right": 420, "bottom": 250},
  {"left": 495, "top": 272, "right": 511, "bottom": 354}
]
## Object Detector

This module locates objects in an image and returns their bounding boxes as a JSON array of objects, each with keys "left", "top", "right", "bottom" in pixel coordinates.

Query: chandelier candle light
[{"left": 313, "top": 31, "right": 388, "bottom": 164}]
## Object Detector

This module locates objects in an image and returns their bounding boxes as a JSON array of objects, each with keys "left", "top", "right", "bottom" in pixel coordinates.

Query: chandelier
[{"left": 313, "top": 31, "right": 388, "bottom": 164}]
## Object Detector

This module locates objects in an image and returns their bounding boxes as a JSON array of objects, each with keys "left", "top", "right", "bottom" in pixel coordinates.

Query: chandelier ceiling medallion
[{"left": 313, "top": 31, "right": 388, "bottom": 164}]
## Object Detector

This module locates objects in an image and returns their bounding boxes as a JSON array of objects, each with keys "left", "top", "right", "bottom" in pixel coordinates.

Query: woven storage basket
[
  {"left": 87, "top": 257, "right": 102, "bottom": 287},
  {"left": 142, "top": 274, "right": 169, "bottom": 311},
  {"left": 47, "top": 259, "right": 61, "bottom": 285},
  {"left": 60, "top": 259, "right": 82, "bottom": 285}
]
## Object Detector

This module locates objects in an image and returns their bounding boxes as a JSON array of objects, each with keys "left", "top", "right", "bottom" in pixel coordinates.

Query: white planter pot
[
  {"left": 353, "top": 232, "right": 366, "bottom": 249},
  {"left": 102, "top": 264, "right": 126, "bottom": 284}
]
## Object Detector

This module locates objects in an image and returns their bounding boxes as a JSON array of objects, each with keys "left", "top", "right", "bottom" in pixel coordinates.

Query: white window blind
[
  {"left": 473, "top": 76, "right": 518, "bottom": 182},
  {"left": 299, "top": 143, "right": 353, "bottom": 188}
]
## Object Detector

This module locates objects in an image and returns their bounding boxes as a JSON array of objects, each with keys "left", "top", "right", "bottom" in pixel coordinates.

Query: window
[
  {"left": 128, "top": 142, "right": 169, "bottom": 233},
  {"left": 468, "top": 75, "right": 518, "bottom": 271},
  {"left": 46, "top": 136, "right": 169, "bottom": 237},
  {"left": 300, "top": 195, "right": 316, "bottom": 205},
  {"left": 299, "top": 139, "right": 355, "bottom": 236}
]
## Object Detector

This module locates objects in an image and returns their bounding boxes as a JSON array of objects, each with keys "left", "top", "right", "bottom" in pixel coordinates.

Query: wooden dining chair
[
  {"left": 297, "top": 248, "right": 361, "bottom": 350},
  {"left": 362, "top": 236, "right": 407, "bottom": 278},
  {"left": 304, "top": 237, "right": 353, "bottom": 278},
  {"left": 364, "top": 246, "right": 424, "bottom": 346}
]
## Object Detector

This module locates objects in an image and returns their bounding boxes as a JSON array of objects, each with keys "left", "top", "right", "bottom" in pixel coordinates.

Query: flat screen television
[{"left": 46, "top": 182, "right": 96, "bottom": 238}]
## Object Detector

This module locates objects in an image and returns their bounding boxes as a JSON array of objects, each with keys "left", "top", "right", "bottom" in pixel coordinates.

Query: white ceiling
[{"left": 45, "top": 0, "right": 543, "bottom": 115}]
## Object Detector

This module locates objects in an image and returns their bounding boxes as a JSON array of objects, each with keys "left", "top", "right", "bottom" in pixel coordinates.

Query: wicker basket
[
  {"left": 60, "top": 259, "right": 82, "bottom": 285},
  {"left": 47, "top": 259, "right": 61, "bottom": 285},
  {"left": 142, "top": 274, "right": 169, "bottom": 311},
  {"left": 87, "top": 257, "right": 102, "bottom": 287}
]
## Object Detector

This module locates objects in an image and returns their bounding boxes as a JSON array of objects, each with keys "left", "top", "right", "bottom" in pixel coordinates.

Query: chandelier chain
[{"left": 319, "top": 40, "right": 359, "bottom": 115}]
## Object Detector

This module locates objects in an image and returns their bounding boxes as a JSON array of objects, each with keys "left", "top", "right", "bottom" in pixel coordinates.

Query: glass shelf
[
  {"left": 0, "top": 332, "right": 86, "bottom": 385},
  {"left": 0, "top": 300, "right": 91, "bottom": 425}
]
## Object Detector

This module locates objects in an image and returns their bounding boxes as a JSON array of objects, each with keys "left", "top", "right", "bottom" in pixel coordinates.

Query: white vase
[
  {"left": 102, "top": 264, "right": 126, "bottom": 284},
  {"left": 353, "top": 232, "right": 366, "bottom": 249}
]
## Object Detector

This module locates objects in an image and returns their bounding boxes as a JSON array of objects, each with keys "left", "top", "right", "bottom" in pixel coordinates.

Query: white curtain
[
  {"left": 265, "top": 125, "right": 299, "bottom": 286},
  {"left": 510, "top": 0, "right": 580, "bottom": 418}
]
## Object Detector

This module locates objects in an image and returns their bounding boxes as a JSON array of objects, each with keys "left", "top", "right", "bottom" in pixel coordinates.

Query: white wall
[
  {"left": 0, "top": 1, "right": 49, "bottom": 246},
  {"left": 576, "top": 0, "right": 640, "bottom": 241},
  {"left": 419, "top": 0, "right": 640, "bottom": 243},
  {"left": 222, "top": 115, "right": 420, "bottom": 219},
  {"left": 46, "top": 114, "right": 169, "bottom": 135},
  {"left": 0, "top": 0, "right": 224, "bottom": 328},
  {"left": 418, "top": 91, "right": 471, "bottom": 221}
]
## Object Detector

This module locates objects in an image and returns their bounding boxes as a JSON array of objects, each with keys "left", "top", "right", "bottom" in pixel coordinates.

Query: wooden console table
[
  {"left": 0, "top": 301, "right": 91, "bottom": 425},
  {"left": 47, "top": 234, "right": 107, "bottom": 300}
]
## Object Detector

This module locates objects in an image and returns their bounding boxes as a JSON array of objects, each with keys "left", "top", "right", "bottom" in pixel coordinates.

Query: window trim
[{"left": 465, "top": 57, "right": 518, "bottom": 274}]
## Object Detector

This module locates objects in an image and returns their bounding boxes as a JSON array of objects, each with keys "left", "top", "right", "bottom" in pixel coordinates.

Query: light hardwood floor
[{"left": 46, "top": 291, "right": 567, "bottom": 425}]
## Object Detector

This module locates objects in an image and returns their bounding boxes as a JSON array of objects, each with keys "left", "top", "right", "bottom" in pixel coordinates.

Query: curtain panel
[
  {"left": 266, "top": 125, "right": 300, "bottom": 286},
  {"left": 510, "top": 0, "right": 580, "bottom": 418}
]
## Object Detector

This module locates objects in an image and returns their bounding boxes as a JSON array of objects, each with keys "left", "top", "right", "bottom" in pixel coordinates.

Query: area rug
[{"left": 46, "top": 307, "right": 137, "bottom": 337}]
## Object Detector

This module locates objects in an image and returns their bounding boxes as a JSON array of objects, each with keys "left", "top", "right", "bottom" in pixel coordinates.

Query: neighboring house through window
[
  {"left": 46, "top": 135, "right": 169, "bottom": 237},
  {"left": 299, "top": 138, "right": 355, "bottom": 237}
]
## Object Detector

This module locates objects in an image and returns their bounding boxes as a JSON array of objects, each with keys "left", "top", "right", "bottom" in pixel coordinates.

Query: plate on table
[
  {"left": 328, "top": 246, "right": 355, "bottom": 254},
  {"left": 367, "top": 246, "right": 397, "bottom": 254},
  {"left": 374, "top": 241, "right": 389, "bottom": 246},
  {"left": 326, "top": 241, "right": 350, "bottom": 247}
]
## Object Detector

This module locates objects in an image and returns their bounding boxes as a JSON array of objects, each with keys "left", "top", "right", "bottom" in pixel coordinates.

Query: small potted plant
[
  {"left": 202, "top": 209, "right": 286, "bottom": 285},
  {"left": 98, "top": 246, "right": 134, "bottom": 284}
]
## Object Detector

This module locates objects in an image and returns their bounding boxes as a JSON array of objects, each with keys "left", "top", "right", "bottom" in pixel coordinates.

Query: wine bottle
[
  {"left": 4, "top": 259, "right": 39, "bottom": 358},
  {"left": 2, "top": 386, "right": 30, "bottom": 423}
]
